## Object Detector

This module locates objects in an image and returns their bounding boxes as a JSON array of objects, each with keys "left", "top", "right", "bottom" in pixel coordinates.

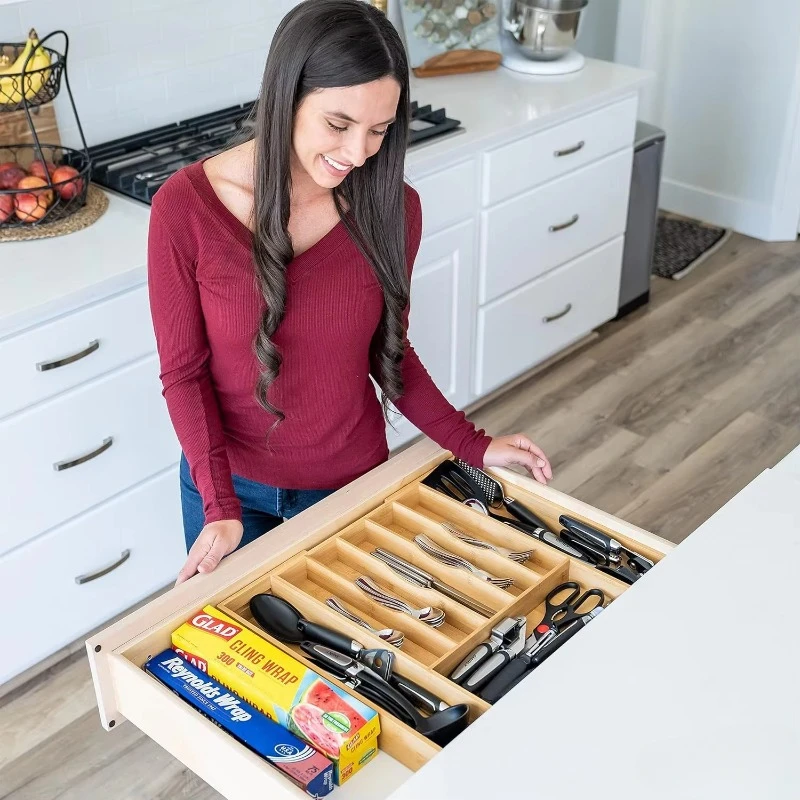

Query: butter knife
[{"left": 372, "top": 548, "right": 495, "bottom": 618}]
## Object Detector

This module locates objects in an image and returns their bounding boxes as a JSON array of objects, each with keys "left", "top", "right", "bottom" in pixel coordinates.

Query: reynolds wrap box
[
  {"left": 145, "top": 651, "right": 335, "bottom": 798},
  {"left": 171, "top": 606, "right": 380, "bottom": 785}
]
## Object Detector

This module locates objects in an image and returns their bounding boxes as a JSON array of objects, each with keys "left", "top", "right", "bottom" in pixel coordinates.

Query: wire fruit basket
[{"left": 0, "top": 29, "right": 92, "bottom": 230}]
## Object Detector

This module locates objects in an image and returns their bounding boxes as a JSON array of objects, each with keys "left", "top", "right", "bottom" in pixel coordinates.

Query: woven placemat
[{"left": 0, "top": 183, "right": 109, "bottom": 243}]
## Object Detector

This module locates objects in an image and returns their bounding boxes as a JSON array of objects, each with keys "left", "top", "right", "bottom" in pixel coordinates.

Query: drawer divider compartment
[{"left": 269, "top": 573, "right": 490, "bottom": 718}]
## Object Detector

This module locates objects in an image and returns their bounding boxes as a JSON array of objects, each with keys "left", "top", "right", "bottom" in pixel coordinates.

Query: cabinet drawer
[
  {"left": 87, "top": 440, "right": 673, "bottom": 800},
  {"left": 413, "top": 159, "right": 477, "bottom": 236},
  {"left": 0, "top": 466, "right": 184, "bottom": 685},
  {"left": 476, "top": 237, "right": 624, "bottom": 395},
  {"left": 0, "top": 354, "right": 180, "bottom": 556},
  {"left": 482, "top": 95, "right": 637, "bottom": 206},
  {"left": 0, "top": 284, "right": 156, "bottom": 420},
  {"left": 479, "top": 148, "right": 632, "bottom": 304}
]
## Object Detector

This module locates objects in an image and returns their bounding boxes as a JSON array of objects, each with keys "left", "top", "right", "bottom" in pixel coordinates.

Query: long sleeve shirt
[{"left": 147, "top": 160, "right": 491, "bottom": 523}]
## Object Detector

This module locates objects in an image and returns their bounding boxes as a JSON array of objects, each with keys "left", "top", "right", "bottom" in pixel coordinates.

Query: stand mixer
[{"left": 501, "top": 0, "right": 589, "bottom": 75}]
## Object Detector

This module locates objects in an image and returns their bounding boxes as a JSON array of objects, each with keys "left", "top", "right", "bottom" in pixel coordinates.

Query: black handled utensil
[
  {"left": 250, "top": 594, "right": 446, "bottom": 712},
  {"left": 301, "top": 643, "right": 470, "bottom": 747},
  {"left": 454, "top": 459, "right": 551, "bottom": 530},
  {"left": 480, "top": 608, "right": 603, "bottom": 704}
]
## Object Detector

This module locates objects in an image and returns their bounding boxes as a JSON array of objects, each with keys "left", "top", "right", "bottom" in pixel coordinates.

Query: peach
[
  {"left": 17, "top": 175, "right": 53, "bottom": 205},
  {"left": 29, "top": 160, "right": 56, "bottom": 180},
  {"left": 14, "top": 191, "right": 49, "bottom": 222},
  {"left": 0, "top": 193, "right": 13, "bottom": 223},
  {"left": 0, "top": 165, "right": 27, "bottom": 190},
  {"left": 52, "top": 165, "right": 83, "bottom": 201}
]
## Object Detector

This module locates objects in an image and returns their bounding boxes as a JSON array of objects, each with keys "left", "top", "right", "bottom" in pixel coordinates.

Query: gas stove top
[{"left": 85, "top": 101, "right": 462, "bottom": 205}]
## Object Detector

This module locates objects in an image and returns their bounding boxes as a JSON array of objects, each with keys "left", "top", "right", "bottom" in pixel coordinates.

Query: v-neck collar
[{"left": 185, "top": 159, "right": 351, "bottom": 281}]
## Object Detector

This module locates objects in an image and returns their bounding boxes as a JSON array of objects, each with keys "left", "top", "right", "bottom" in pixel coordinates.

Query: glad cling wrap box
[{"left": 171, "top": 606, "right": 380, "bottom": 785}]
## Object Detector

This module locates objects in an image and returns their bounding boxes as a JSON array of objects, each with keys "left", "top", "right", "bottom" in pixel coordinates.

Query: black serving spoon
[{"left": 250, "top": 594, "right": 449, "bottom": 713}]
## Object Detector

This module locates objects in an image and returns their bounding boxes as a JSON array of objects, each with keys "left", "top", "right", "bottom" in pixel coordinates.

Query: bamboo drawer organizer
[
  {"left": 216, "top": 461, "right": 669, "bottom": 773},
  {"left": 90, "top": 443, "right": 674, "bottom": 799}
]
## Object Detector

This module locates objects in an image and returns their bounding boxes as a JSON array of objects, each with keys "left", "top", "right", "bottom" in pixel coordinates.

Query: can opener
[{"left": 449, "top": 616, "right": 523, "bottom": 685}]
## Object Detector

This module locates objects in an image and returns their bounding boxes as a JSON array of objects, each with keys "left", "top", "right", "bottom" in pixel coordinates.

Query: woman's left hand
[{"left": 483, "top": 434, "right": 553, "bottom": 485}]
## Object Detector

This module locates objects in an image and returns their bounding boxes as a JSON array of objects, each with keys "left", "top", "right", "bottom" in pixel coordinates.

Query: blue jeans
[{"left": 179, "top": 454, "right": 335, "bottom": 553}]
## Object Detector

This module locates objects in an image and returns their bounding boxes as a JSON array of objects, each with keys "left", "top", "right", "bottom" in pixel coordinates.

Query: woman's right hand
[{"left": 175, "top": 519, "right": 244, "bottom": 586}]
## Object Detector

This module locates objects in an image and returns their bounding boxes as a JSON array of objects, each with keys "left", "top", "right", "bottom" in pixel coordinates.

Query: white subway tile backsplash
[
  {"left": 107, "top": 14, "right": 163, "bottom": 53},
  {"left": 11, "top": 0, "right": 299, "bottom": 148},
  {"left": 0, "top": 5, "right": 23, "bottom": 39},
  {"left": 184, "top": 28, "right": 234, "bottom": 67},
  {"left": 116, "top": 73, "right": 167, "bottom": 113},
  {"left": 84, "top": 50, "right": 141, "bottom": 89},
  {"left": 79, "top": 0, "right": 133, "bottom": 26},
  {"left": 138, "top": 40, "right": 186, "bottom": 76}
]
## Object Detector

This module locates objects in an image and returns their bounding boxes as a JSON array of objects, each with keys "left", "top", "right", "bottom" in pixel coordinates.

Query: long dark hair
[{"left": 251, "top": 0, "right": 411, "bottom": 431}]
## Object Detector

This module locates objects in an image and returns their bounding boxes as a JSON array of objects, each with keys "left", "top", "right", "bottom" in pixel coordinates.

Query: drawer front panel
[
  {"left": 0, "top": 285, "right": 155, "bottom": 420},
  {"left": 475, "top": 237, "right": 624, "bottom": 395},
  {"left": 482, "top": 95, "right": 637, "bottom": 206},
  {"left": 0, "top": 467, "right": 184, "bottom": 685},
  {"left": 479, "top": 148, "right": 632, "bottom": 304},
  {"left": 413, "top": 159, "right": 477, "bottom": 236},
  {"left": 0, "top": 354, "right": 180, "bottom": 556}
]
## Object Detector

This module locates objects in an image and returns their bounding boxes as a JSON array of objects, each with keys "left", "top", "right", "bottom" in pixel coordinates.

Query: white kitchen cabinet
[
  {"left": 0, "top": 353, "right": 180, "bottom": 556},
  {"left": 475, "top": 237, "right": 624, "bottom": 395},
  {"left": 387, "top": 220, "right": 477, "bottom": 450},
  {"left": 0, "top": 465, "right": 184, "bottom": 685},
  {"left": 479, "top": 148, "right": 632, "bottom": 303}
]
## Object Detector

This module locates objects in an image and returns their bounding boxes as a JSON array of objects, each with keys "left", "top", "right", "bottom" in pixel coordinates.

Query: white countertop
[
  {"left": 406, "top": 57, "right": 651, "bottom": 175},
  {"left": 391, "top": 463, "right": 800, "bottom": 800},
  {"left": 0, "top": 190, "right": 150, "bottom": 340},
  {"left": 0, "top": 58, "right": 650, "bottom": 341}
]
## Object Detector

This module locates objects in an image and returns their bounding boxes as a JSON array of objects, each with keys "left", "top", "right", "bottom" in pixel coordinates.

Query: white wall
[
  {"left": 615, "top": 0, "right": 800, "bottom": 241},
  {"left": 0, "top": 0, "right": 299, "bottom": 148},
  {"left": 575, "top": 0, "right": 619, "bottom": 62}
]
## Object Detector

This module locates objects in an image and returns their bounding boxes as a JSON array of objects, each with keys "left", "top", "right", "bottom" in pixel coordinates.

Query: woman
[{"left": 148, "top": 0, "right": 553, "bottom": 586}]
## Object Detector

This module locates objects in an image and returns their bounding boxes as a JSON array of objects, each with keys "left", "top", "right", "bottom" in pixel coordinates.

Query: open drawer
[{"left": 87, "top": 438, "right": 674, "bottom": 799}]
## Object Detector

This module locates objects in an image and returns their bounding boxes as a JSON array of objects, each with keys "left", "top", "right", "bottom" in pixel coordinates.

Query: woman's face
[{"left": 292, "top": 77, "right": 401, "bottom": 189}]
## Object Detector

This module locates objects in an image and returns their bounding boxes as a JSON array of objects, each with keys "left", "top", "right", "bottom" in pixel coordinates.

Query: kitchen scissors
[{"left": 532, "top": 581, "right": 605, "bottom": 640}]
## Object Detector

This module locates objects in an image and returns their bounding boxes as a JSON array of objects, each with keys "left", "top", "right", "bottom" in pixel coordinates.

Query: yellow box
[{"left": 171, "top": 605, "right": 380, "bottom": 785}]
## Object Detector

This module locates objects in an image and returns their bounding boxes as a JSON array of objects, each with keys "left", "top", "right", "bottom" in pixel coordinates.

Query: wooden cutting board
[{"left": 0, "top": 103, "right": 61, "bottom": 148}]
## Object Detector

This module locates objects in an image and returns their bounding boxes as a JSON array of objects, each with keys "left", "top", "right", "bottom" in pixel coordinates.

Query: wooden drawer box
[
  {"left": 481, "top": 95, "right": 637, "bottom": 207},
  {"left": 87, "top": 439, "right": 673, "bottom": 800},
  {"left": 0, "top": 354, "right": 180, "bottom": 556},
  {"left": 479, "top": 148, "right": 632, "bottom": 304},
  {"left": 1, "top": 465, "right": 184, "bottom": 685},
  {"left": 0, "top": 284, "right": 155, "bottom": 421}
]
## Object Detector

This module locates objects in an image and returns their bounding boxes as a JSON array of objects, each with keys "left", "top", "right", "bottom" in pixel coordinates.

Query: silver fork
[
  {"left": 414, "top": 534, "right": 515, "bottom": 589},
  {"left": 325, "top": 597, "right": 405, "bottom": 647},
  {"left": 354, "top": 576, "right": 446, "bottom": 627},
  {"left": 441, "top": 522, "right": 533, "bottom": 563}
]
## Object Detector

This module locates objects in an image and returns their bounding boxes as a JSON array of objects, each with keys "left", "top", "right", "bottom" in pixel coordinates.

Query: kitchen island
[{"left": 86, "top": 441, "right": 800, "bottom": 800}]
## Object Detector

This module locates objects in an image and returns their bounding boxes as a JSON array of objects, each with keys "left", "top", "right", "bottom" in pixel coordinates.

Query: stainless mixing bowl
[{"left": 504, "top": 0, "right": 589, "bottom": 61}]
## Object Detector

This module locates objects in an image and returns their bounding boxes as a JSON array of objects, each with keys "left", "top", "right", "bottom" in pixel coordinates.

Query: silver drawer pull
[
  {"left": 75, "top": 549, "right": 131, "bottom": 585},
  {"left": 549, "top": 214, "right": 580, "bottom": 233},
  {"left": 36, "top": 339, "right": 100, "bottom": 372},
  {"left": 543, "top": 303, "right": 573, "bottom": 323},
  {"left": 554, "top": 141, "right": 585, "bottom": 157},
  {"left": 53, "top": 436, "right": 114, "bottom": 472}
]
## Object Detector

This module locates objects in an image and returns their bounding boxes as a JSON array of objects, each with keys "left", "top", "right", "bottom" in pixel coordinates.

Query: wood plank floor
[{"left": 3, "top": 231, "right": 800, "bottom": 799}]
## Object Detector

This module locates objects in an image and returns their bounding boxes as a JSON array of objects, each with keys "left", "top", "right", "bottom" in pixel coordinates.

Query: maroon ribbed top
[{"left": 147, "top": 160, "right": 491, "bottom": 523}]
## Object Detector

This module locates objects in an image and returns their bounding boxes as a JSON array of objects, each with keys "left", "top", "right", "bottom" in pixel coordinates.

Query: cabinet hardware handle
[
  {"left": 543, "top": 303, "right": 573, "bottom": 323},
  {"left": 554, "top": 141, "right": 585, "bottom": 157},
  {"left": 36, "top": 339, "right": 100, "bottom": 372},
  {"left": 53, "top": 436, "right": 114, "bottom": 472},
  {"left": 75, "top": 549, "right": 131, "bottom": 585},
  {"left": 549, "top": 214, "right": 579, "bottom": 233}
]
